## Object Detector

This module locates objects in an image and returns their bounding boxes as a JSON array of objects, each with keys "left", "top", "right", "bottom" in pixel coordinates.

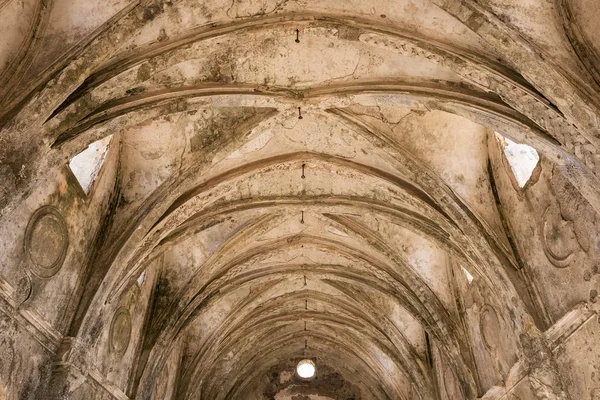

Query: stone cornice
[
  {"left": 480, "top": 303, "right": 597, "bottom": 399},
  {"left": 0, "top": 277, "right": 62, "bottom": 353}
]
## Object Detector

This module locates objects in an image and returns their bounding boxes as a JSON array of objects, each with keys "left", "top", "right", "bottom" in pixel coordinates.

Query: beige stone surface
[{"left": 0, "top": 0, "right": 599, "bottom": 399}]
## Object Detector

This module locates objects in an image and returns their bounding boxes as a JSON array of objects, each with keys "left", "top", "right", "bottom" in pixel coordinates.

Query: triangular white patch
[
  {"left": 461, "top": 266, "right": 474, "bottom": 284},
  {"left": 69, "top": 135, "right": 112, "bottom": 194},
  {"left": 497, "top": 134, "right": 539, "bottom": 188}
]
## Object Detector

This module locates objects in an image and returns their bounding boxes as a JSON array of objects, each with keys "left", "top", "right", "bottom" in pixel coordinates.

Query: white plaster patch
[
  {"left": 69, "top": 135, "right": 112, "bottom": 194},
  {"left": 461, "top": 266, "right": 474, "bottom": 284},
  {"left": 498, "top": 134, "right": 539, "bottom": 188},
  {"left": 137, "top": 271, "right": 146, "bottom": 287}
]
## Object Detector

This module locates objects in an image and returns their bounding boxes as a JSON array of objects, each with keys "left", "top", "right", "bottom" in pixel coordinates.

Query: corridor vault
[{"left": 0, "top": 0, "right": 600, "bottom": 399}]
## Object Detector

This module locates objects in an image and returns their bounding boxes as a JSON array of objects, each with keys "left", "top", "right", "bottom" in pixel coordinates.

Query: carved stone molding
[
  {"left": 0, "top": 279, "right": 62, "bottom": 353},
  {"left": 154, "top": 365, "right": 169, "bottom": 400},
  {"left": 109, "top": 308, "right": 131, "bottom": 357},
  {"left": 556, "top": 0, "right": 600, "bottom": 88},
  {"left": 23, "top": 206, "right": 69, "bottom": 278},
  {"left": 88, "top": 368, "right": 130, "bottom": 400},
  {"left": 360, "top": 32, "right": 600, "bottom": 178},
  {"left": 442, "top": 366, "right": 461, "bottom": 399},
  {"left": 54, "top": 336, "right": 75, "bottom": 371},
  {"left": 544, "top": 304, "right": 595, "bottom": 349},
  {"left": 541, "top": 205, "right": 579, "bottom": 268},
  {"left": 0, "top": 0, "right": 12, "bottom": 12},
  {"left": 14, "top": 275, "right": 32, "bottom": 306}
]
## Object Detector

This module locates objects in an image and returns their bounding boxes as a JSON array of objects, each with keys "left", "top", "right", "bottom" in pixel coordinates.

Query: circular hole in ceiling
[{"left": 296, "top": 359, "right": 315, "bottom": 379}]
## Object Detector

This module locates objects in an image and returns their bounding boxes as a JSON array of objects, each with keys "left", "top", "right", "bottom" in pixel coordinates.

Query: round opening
[{"left": 296, "top": 359, "right": 315, "bottom": 378}]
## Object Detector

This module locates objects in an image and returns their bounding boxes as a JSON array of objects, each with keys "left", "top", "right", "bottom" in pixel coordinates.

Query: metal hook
[
  {"left": 300, "top": 211, "right": 304, "bottom": 224},
  {"left": 295, "top": 29, "right": 300, "bottom": 43},
  {"left": 301, "top": 163, "right": 305, "bottom": 179},
  {"left": 298, "top": 106, "right": 303, "bottom": 120}
]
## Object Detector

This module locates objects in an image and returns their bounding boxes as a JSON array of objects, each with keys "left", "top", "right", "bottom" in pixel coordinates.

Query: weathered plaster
[{"left": 0, "top": 1, "right": 599, "bottom": 399}]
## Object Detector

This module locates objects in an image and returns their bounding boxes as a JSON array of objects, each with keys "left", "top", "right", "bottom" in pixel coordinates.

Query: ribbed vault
[{"left": 1, "top": 1, "right": 600, "bottom": 400}]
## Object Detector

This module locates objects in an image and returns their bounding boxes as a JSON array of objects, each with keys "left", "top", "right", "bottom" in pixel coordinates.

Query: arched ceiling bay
[
  {"left": 70, "top": 105, "right": 526, "bottom": 399},
  {"left": 1, "top": 1, "right": 600, "bottom": 400}
]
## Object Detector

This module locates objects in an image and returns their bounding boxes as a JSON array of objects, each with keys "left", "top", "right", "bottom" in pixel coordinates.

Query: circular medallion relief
[
  {"left": 24, "top": 206, "right": 69, "bottom": 278},
  {"left": 480, "top": 304, "right": 501, "bottom": 352},
  {"left": 109, "top": 308, "right": 131, "bottom": 356},
  {"left": 541, "top": 205, "right": 577, "bottom": 268}
]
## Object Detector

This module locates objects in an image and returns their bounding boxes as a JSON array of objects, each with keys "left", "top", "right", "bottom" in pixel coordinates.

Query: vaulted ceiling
[{"left": 1, "top": 1, "right": 600, "bottom": 400}]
